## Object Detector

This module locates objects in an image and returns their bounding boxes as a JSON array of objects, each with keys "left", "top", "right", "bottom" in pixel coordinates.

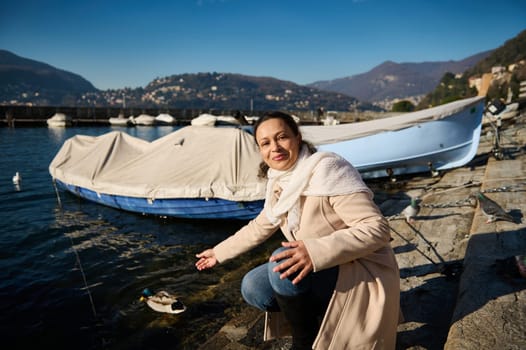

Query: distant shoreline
[
  {"left": 0, "top": 104, "right": 392, "bottom": 127},
  {"left": 0, "top": 105, "right": 245, "bottom": 127}
]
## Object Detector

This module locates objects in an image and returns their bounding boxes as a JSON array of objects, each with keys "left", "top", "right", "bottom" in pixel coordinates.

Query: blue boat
[
  {"left": 54, "top": 179, "right": 263, "bottom": 220},
  {"left": 49, "top": 126, "right": 267, "bottom": 220}
]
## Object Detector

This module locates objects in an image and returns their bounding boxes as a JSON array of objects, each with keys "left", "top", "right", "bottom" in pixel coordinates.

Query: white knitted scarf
[{"left": 264, "top": 145, "right": 372, "bottom": 233}]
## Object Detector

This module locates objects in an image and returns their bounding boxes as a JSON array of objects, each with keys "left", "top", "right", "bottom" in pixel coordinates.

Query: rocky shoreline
[{"left": 196, "top": 110, "right": 526, "bottom": 349}]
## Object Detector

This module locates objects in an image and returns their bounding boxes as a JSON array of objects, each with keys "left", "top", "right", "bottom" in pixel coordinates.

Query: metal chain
[
  {"left": 480, "top": 182, "right": 526, "bottom": 193},
  {"left": 420, "top": 182, "right": 526, "bottom": 209},
  {"left": 421, "top": 197, "right": 475, "bottom": 209}
]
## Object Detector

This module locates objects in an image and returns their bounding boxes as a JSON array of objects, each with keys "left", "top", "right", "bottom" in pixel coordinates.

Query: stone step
[{"left": 444, "top": 154, "right": 526, "bottom": 349}]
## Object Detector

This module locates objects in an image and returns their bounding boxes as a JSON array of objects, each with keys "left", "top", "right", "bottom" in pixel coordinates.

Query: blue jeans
[{"left": 241, "top": 247, "right": 339, "bottom": 312}]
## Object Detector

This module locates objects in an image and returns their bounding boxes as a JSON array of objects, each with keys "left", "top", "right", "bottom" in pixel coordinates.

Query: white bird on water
[{"left": 12, "top": 172, "right": 21, "bottom": 185}]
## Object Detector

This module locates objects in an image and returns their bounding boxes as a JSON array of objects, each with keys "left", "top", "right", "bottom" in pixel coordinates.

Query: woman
[{"left": 196, "top": 111, "right": 400, "bottom": 350}]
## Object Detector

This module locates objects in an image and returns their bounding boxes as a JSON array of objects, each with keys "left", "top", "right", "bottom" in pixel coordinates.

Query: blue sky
[{"left": 1, "top": 0, "right": 525, "bottom": 90}]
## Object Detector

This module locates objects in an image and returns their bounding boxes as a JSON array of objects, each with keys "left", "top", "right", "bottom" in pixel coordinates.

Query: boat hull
[
  {"left": 55, "top": 180, "right": 264, "bottom": 220},
  {"left": 317, "top": 99, "right": 484, "bottom": 178}
]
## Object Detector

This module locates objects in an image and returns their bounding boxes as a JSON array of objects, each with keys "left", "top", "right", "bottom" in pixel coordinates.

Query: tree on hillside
[
  {"left": 466, "top": 29, "right": 526, "bottom": 77},
  {"left": 392, "top": 100, "right": 415, "bottom": 112},
  {"left": 417, "top": 72, "right": 477, "bottom": 109}
]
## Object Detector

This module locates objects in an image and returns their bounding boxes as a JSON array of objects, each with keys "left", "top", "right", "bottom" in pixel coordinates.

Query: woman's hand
[
  {"left": 195, "top": 249, "right": 218, "bottom": 271},
  {"left": 269, "top": 241, "right": 313, "bottom": 285}
]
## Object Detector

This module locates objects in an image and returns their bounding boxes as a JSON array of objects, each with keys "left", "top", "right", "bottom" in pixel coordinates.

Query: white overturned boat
[{"left": 301, "top": 96, "right": 485, "bottom": 178}]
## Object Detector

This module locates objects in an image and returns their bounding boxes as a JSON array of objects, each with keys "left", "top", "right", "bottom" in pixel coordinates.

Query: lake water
[{"left": 0, "top": 125, "right": 280, "bottom": 349}]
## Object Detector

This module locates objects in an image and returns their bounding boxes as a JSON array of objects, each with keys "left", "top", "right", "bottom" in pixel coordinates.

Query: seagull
[
  {"left": 401, "top": 197, "right": 420, "bottom": 224},
  {"left": 140, "top": 288, "right": 186, "bottom": 314},
  {"left": 474, "top": 191, "right": 515, "bottom": 224},
  {"left": 12, "top": 172, "right": 21, "bottom": 185}
]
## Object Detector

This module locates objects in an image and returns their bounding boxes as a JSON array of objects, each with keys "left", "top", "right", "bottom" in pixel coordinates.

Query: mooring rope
[
  {"left": 52, "top": 179, "right": 62, "bottom": 208},
  {"left": 53, "top": 179, "right": 97, "bottom": 318},
  {"left": 389, "top": 225, "right": 439, "bottom": 266},
  {"left": 67, "top": 234, "right": 98, "bottom": 318}
]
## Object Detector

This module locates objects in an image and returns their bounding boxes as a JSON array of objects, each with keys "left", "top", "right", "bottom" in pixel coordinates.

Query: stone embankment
[{"left": 197, "top": 110, "right": 526, "bottom": 350}]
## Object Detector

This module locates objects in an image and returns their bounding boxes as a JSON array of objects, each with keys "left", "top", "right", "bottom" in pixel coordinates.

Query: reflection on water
[
  {"left": 48, "top": 126, "right": 66, "bottom": 144},
  {"left": 49, "top": 193, "right": 280, "bottom": 349},
  {"left": 60, "top": 198, "right": 282, "bottom": 348}
]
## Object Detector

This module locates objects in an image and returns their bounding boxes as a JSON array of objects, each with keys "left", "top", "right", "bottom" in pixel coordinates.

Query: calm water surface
[{"left": 0, "top": 125, "right": 278, "bottom": 349}]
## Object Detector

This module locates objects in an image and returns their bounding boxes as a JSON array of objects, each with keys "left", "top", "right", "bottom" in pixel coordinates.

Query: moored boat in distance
[
  {"left": 134, "top": 114, "right": 156, "bottom": 126},
  {"left": 155, "top": 113, "right": 177, "bottom": 125},
  {"left": 191, "top": 113, "right": 242, "bottom": 127},
  {"left": 301, "top": 96, "right": 485, "bottom": 179},
  {"left": 321, "top": 112, "right": 340, "bottom": 126},
  {"left": 109, "top": 113, "right": 135, "bottom": 126},
  {"left": 190, "top": 113, "right": 216, "bottom": 126},
  {"left": 46, "top": 112, "right": 72, "bottom": 127}
]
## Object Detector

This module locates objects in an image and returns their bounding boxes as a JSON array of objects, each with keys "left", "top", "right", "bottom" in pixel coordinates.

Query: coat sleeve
[
  {"left": 302, "top": 191, "right": 391, "bottom": 272},
  {"left": 213, "top": 208, "right": 280, "bottom": 263}
]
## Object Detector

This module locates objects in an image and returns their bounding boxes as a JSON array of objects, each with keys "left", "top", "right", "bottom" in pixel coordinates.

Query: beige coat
[{"left": 214, "top": 190, "right": 400, "bottom": 350}]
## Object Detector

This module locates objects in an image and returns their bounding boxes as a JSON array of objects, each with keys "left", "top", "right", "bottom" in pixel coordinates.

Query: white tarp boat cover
[
  {"left": 49, "top": 126, "right": 267, "bottom": 201},
  {"left": 300, "top": 96, "right": 485, "bottom": 145}
]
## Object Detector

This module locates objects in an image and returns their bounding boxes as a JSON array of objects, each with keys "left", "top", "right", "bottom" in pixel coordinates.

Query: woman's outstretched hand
[
  {"left": 270, "top": 241, "right": 313, "bottom": 285},
  {"left": 195, "top": 249, "right": 218, "bottom": 271}
]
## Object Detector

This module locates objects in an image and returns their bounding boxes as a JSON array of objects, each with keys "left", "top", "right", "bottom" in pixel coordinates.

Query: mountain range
[
  {"left": 307, "top": 51, "right": 492, "bottom": 103},
  {"left": 2, "top": 29, "right": 525, "bottom": 110},
  {"left": 0, "top": 50, "right": 485, "bottom": 111},
  {"left": 0, "top": 49, "right": 97, "bottom": 105}
]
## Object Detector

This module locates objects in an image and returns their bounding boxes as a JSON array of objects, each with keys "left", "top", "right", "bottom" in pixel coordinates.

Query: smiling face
[{"left": 255, "top": 117, "right": 302, "bottom": 171}]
